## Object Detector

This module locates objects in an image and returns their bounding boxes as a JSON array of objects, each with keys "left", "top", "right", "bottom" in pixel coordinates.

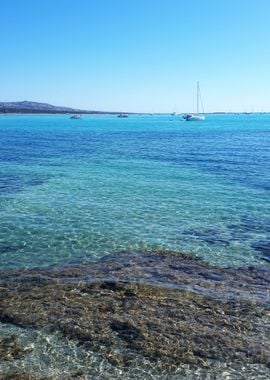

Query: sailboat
[
  {"left": 183, "top": 82, "right": 205, "bottom": 121},
  {"left": 171, "top": 104, "right": 179, "bottom": 116}
]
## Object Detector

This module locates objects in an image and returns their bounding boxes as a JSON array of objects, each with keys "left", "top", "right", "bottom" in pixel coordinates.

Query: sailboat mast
[
  {"left": 183, "top": 81, "right": 205, "bottom": 121},
  {"left": 197, "top": 81, "right": 199, "bottom": 114}
]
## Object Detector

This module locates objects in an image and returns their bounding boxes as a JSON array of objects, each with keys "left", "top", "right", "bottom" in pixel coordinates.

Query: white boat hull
[{"left": 183, "top": 114, "right": 205, "bottom": 121}]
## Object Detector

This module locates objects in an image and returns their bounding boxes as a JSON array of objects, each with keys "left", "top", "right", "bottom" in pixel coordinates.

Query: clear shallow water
[
  {"left": 1, "top": 114, "right": 270, "bottom": 379},
  {"left": 1, "top": 323, "right": 269, "bottom": 380},
  {"left": 0, "top": 113, "right": 270, "bottom": 269}
]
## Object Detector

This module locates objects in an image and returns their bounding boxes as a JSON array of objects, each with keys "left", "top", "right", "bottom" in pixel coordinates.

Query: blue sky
[{"left": 1, "top": 0, "right": 270, "bottom": 112}]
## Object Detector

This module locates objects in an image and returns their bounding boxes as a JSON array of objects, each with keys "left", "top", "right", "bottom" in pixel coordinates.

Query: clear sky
[{"left": 1, "top": 0, "right": 270, "bottom": 113}]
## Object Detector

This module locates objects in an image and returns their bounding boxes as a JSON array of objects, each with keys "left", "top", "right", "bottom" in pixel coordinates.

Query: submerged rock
[
  {"left": 0, "top": 334, "right": 32, "bottom": 361},
  {"left": 0, "top": 373, "right": 49, "bottom": 380},
  {"left": 0, "top": 250, "right": 269, "bottom": 373},
  {"left": 251, "top": 240, "right": 270, "bottom": 262}
]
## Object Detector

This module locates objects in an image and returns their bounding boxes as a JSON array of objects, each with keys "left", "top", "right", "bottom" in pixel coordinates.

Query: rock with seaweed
[{"left": 0, "top": 251, "right": 269, "bottom": 373}]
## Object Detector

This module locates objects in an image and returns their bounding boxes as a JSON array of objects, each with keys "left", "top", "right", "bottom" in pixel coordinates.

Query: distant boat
[
  {"left": 70, "top": 114, "right": 81, "bottom": 119},
  {"left": 117, "top": 114, "right": 128, "bottom": 118},
  {"left": 171, "top": 105, "right": 179, "bottom": 116},
  {"left": 183, "top": 82, "right": 205, "bottom": 121}
]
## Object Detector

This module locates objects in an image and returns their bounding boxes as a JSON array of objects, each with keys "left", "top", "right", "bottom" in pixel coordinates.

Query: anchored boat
[{"left": 183, "top": 82, "right": 205, "bottom": 121}]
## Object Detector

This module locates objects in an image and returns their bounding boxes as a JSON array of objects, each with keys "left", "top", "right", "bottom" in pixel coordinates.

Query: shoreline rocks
[{"left": 0, "top": 250, "right": 269, "bottom": 376}]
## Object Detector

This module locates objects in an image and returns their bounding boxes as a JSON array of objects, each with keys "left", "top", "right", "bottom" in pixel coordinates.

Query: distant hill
[{"left": 0, "top": 101, "right": 116, "bottom": 114}]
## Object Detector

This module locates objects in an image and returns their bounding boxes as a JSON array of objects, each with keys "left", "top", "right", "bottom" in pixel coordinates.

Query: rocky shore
[{"left": 0, "top": 251, "right": 269, "bottom": 379}]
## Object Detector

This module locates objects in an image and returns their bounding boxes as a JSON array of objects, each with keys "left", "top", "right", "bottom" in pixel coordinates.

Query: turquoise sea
[
  {"left": 0, "top": 113, "right": 269, "bottom": 269},
  {"left": 0, "top": 113, "right": 270, "bottom": 379}
]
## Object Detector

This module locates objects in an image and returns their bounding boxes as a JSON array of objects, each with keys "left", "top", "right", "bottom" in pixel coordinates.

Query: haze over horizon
[{"left": 1, "top": 0, "right": 270, "bottom": 113}]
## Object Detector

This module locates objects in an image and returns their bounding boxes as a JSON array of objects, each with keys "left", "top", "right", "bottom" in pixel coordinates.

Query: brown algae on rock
[{"left": 0, "top": 250, "right": 269, "bottom": 378}]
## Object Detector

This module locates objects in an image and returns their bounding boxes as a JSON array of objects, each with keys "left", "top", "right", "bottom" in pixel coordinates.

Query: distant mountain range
[
  {"left": 0, "top": 101, "right": 119, "bottom": 114},
  {"left": 1, "top": 102, "right": 259, "bottom": 115}
]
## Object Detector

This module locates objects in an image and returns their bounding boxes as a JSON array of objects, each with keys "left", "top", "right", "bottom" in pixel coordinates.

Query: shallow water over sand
[{"left": 0, "top": 113, "right": 270, "bottom": 269}]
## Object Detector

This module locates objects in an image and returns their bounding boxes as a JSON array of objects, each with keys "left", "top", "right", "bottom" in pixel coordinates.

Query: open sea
[{"left": 0, "top": 113, "right": 269, "bottom": 379}]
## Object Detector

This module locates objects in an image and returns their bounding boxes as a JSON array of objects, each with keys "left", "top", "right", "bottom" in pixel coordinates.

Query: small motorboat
[
  {"left": 117, "top": 114, "right": 128, "bottom": 118},
  {"left": 70, "top": 114, "right": 81, "bottom": 119}
]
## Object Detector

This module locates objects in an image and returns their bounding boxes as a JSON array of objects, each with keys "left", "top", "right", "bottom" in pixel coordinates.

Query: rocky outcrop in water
[{"left": 0, "top": 251, "right": 269, "bottom": 377}]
